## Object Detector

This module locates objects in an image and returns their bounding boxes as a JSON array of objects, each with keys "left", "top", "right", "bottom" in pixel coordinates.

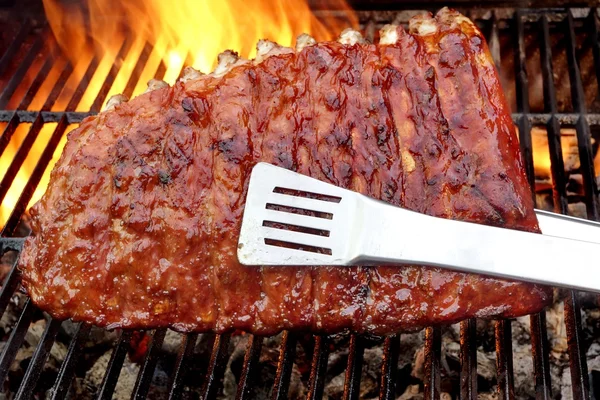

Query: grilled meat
[{"left": 19, "top": 8, "right": 552, "bottom": 334}]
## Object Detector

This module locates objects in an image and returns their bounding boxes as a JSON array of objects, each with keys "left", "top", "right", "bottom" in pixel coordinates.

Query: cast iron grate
[{"left": 0, "top": 4, "right": 599, "bottom": 400}]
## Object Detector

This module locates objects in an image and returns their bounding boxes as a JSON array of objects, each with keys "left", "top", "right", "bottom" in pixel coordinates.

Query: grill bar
[
  {"left": 0, "top": 23, "right": 32, "bottom": 77},
  {"left": 89, "top": 37, "right": 135, "bottom": 113},
  {"left": 0, "top": 299, "right": 35, "bottom": 386},
  {"left": 271, "top": 331, "right": 297, "bottom": 400},
  {"left": 306, "top": 335, "right": 330, "bottom": 400},
  {"left": 3, "top": 115, "right": 68, "bottom": 235},
  {"left": 0, "top": 113, "right": 20, "bottom": 157},
  {"left": 41, "top": 62, "right": 74, "bottom": 112},
  {"left": 565, "top": 11, "right": 600, "bottom": 220},
  {"left": 343, "top": 334, "right": 364, "bottom": 400},
  {"left": 167, "top": 333, "right": 198, "bottom": 400},
  {"left": 122, "top": 42, "right": 153, "bottom": 100},
  {"left": 514, "top": 11, "right": 536, "bottom": 198},
  {"left": 131, "top": 328, "right": 167, "bottom": 399},
  {"left": 379, "top": 335, "right": 400, "bottom": 400},
  {"left": 0, "top": 116, "right": 45, "bottom": 206},
  {"left": 96, "top": 330, "right": 133, "bottom": 400},
  {"left": 235, "top": 334, "right": 263, "bottom": 400},
  {"left": 424, "top": 326, "right": 441, "bottom": 400},
  {"left": 591, "top": 10, "right": 600, "bottom": 101},
  {"left": 460, "top": 319, "right": 477, "bottom": 400},
  {"left": 0, "top": 259, "right": 23, "bottom": 317},
  {"left": 14, "top": 318, "right": 62, "bottom": 400},
  {"left": 530, "top": 313, "right": 553, "bottom": 399},
  {"left": 5, "top": 110, "right": 600, "bottom": 125},
  {"left": 15, "top": 56, "right": 54, "bottom": 111},
  {"left": 0, "top": 30, "right": 46, "bottom": 109},
  {"left": 539, "top": 14, "right": 569, "bottom": 214},
  {"left": 495, "top": 320, "right": 515, "bottom": 400},
  {"left": 200, "top": 333, "right": 231, "bottom": 399},
  {"left": 564, "top": 292, "right": 590, "bottom": 399},
  {"left": 65, "top": 55, "right": 100, "bottom": 112},
  {"left": 49, "top": 323, "right": 92, "bottom": 400}
]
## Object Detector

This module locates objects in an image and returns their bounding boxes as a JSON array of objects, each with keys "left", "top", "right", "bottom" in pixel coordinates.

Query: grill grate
[{"left": 0, "top": 4, "right": 599, "bottom": 400}]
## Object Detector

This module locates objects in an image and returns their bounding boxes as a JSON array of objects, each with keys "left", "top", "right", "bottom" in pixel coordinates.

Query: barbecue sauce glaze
[{"left": 20, "top": 9, "right": 551, "bottom": 334}]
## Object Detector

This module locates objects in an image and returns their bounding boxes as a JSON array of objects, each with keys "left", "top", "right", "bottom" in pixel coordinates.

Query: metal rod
[
  {"left": 379, "top": 335, "right": 400, "bottom": 400},
  {"left": 0, "top": 110, "right": 94, "bottom": 123},
  {"left": 424, "top": 327, "right": 442, "bottom": 400},
  {"left": 495, "top": 320, "right": 515, "bottom": 400},
  {"left": 540, "top": 14, "right": 569, "bottom": 214},
  {"left": 0, "top": 22, "right": 32, "bottom": 77},
  {"left": 564, "top": 11, "right": 600, "bottom": 220},
  {"left": 49, "top": 323, "right": 92, "bottom": 400},
  {"left": 0, "top": 299, "right": 35, "bottom": 386},
  {"left": 65, "top": 56, "right": 101, "bottom": 112},
  {"left": 235, "top": 335, "right": 263, "bottom": 400},
  {"left": 122, "top": 42, "right": 153, "bottom": 100},
  {"left": 0, "top": 111, "right": 19, "bottom": 157},
  {"left": 530, "top": 312, "right": 553, "bottom": 400},
  {"left": 90, "top": 37, "right": 135, "bottom": 113},
  {"left": 307, "top": 335, "right": 330, "bottom": 400},
  {"left": 564, "top": 291, "right": 590, "bottom": 400},
  {"left": 200, "top": 333, "right": 231, "bottom": 400},
  {"left": 271, "top": 331, "right": 297, "bottom": 400},
  {"left": 0, "top": 32, "right": 47, "bottom": 109},
  {"left": 167, "top": 333, "right": 198, "bottom": 400},
  {"left": 0, "top": 259, "right": 23, "bottom": 317},
  {"left": 130, "top": 328, "right": 167, "bottom": 400},
  {"left": 2, "top": 115, "right": 69, "bottom": 236},
  {"left": 96, "top": 330, "right": 133, "bottom": 400},
  {"left": 0, "top": 114, "right": 44, "bottom": 205},
  {"left": 16, "top": 55, "right": 55, "bottom": 111},
  {"left": 14, "top": 318, "right": 62, "bottom": 400},
  {"left": 590, "top": 9, "right": 600, "bottom": 104},
  {"left": 41, "top": 61, "right": 74, "bottom": 112},
  {"left": 489, "top": 11, "right": 502, "bottom": 75},
  {"left": 5, "top": 109, "right": 600, "bottom": 127},
  {"left": 514, "top": 11, "right": 536, "bottom": 199},
  {"left": 343, "top": 334, "right": 365, "bottom": 400},
  {"left": 460, "top": 319, "right": 477, "bottom": 400}
]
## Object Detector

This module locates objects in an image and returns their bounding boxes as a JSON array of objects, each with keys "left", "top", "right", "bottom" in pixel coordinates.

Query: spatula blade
[{"left": 237, "top": 163, "right": 356, "bottom": 265}]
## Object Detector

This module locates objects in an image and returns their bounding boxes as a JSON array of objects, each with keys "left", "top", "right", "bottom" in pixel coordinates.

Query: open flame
[
  {"left": 42, "top": 0, "right": 357, "bottom": 108},
  {"left": 0, "top": 0, "right": 356, "bottom": 229}
]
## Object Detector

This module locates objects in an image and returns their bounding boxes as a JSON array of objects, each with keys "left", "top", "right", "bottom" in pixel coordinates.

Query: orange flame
[
  {"left": 43, "top": 0, "right": 357, "bottom": 109},
  {"left": 0, "top": 0, "right": 356, "bottom": 229}
]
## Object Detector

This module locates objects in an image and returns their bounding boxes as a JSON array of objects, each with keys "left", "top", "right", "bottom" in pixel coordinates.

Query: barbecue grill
[{"left": 0, "top": 0, "right": 599, "bottom": 399}]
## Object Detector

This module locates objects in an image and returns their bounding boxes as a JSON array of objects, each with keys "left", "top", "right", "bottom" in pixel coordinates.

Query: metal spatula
[{"left": 238, "top": 163, "right": 600, "bottom": 292}]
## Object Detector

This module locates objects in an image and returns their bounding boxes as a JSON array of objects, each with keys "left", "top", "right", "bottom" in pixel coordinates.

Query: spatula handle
[{"left": 353, "top": 198, "right": 600, "bottom": 293}]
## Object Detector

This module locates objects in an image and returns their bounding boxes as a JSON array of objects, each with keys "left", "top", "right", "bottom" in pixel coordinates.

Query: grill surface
[{"left": 0, "top": 2, "right": 599, "bottom": 399}]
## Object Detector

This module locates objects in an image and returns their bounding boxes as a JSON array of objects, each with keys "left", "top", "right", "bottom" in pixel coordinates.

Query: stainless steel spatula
[{"left": 238, "top": 163, "right": 600, "bottom": 292}]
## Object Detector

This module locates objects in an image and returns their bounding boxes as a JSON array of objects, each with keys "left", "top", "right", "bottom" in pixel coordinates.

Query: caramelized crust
[{"left": 19, "top": 9, "right": 551, "bottom": 334}]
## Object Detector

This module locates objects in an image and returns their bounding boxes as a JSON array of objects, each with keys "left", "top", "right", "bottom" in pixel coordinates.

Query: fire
[
  {"left": 0, "top": 0, "right": 356, "bottom": 229},
  {"left": 42, "top": 0, "right": 357, "bottom": 109}
]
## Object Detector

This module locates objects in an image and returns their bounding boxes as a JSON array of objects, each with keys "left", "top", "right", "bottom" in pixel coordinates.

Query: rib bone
[{"left": 104, "top": 94, "right": 128, "bottom": 111}]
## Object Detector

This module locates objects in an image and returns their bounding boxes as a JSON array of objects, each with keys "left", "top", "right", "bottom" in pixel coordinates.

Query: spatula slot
[
  {"left": 273, "top": 187, "right": 342, "bottom": 203},
  {"left": 266, "top": 203, "right": 333, "bottom": 220},
  {"left": 262, "top": 220, "right": 330, "bottom": 237},
  {"left": 264, "top": 238, "right": 332, "bottom": 255}
]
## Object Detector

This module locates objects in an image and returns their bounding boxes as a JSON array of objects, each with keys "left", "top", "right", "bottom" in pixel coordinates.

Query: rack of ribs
[{"left": 18, "top": 8, "right": 552, "bottom": 335}]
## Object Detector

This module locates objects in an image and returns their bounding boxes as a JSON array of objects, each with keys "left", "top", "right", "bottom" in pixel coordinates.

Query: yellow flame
[
  {"left": 0, "top": 123, "right": 72, "bottom": 230},
  {"left": 42, "top": 0, "right": 357, "bottom": 110}
]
